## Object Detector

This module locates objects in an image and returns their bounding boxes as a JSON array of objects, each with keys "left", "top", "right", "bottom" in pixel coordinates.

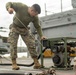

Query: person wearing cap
[{"left": 6, "top": 2, "right": 45, "bottom": 70}]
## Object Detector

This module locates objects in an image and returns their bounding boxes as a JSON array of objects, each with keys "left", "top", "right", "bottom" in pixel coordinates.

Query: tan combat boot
[
  {"left": 33, "top": 58, "right": 41, "bottom": 69},
  {"left": 12, "top": 59, "right": 20, "bottom": 70}
]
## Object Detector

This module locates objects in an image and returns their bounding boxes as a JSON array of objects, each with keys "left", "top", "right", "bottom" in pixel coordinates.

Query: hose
[{"left": 0, "top": 47, "right": 47, "bottom": 67}]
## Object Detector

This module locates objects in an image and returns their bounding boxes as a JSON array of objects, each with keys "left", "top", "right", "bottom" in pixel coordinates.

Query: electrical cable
[{"left": 0, "top": 47, "right": 47, "bottom": 66}]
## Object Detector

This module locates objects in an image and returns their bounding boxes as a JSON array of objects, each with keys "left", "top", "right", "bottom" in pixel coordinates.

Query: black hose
[{"left": 0, "top": 47, "right": 47, "bottom": 67}]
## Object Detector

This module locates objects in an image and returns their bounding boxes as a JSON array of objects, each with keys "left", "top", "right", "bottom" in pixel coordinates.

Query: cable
[{"left": 0, "top": 47, "right": 47, "bottom": 67}]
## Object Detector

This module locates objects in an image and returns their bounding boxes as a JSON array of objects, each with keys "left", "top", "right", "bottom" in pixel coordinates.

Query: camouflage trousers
[{"left": 8, "top": 24, "right": 38, "bottom": 60}]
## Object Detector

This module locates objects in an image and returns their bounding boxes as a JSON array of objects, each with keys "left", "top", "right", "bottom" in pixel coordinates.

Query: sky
[{"left": 0, "top": 0, "right": 73, "bottom": 47}]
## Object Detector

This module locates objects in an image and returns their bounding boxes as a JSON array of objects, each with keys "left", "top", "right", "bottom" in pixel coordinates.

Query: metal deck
[{"left": 0, "top": 57, "right": 75, "bottom": 75}]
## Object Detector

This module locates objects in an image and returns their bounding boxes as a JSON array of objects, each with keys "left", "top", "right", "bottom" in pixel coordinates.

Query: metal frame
[{"left": 40, "top": 37, "right": 76, "bottom": 70}]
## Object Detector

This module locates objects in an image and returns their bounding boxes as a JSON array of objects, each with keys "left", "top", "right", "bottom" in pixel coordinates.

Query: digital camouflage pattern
[
  {"left": 6, "top": 2, "right": 42, "bottom": 69},
  {"left": 8, "top": 24, "right": 38, "bottom": 60}
]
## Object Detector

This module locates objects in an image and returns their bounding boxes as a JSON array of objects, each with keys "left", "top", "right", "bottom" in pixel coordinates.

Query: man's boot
[
  {"left": 12, "top": 59, "right": 20, "bottom": 70},
  {"left": 33, "top": 58, "right": 41, "bottom": 69}
]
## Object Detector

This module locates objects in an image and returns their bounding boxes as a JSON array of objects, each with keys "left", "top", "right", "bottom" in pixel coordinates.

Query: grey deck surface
[{"left": 0, "top": 57, "right": 75, "bottom": 75}]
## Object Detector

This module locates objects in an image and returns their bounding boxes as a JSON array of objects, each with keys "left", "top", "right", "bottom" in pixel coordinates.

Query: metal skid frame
[{"left": 40, "top": 37, "right": 76, "bottom": 70}]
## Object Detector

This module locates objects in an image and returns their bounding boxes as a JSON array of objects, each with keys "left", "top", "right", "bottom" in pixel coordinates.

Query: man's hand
[
  {"left": 8, "top": 8, "right": 14, "bottom": 14},
  {"left": 41, "top": 36, "right": 46, "bottom": 40}
]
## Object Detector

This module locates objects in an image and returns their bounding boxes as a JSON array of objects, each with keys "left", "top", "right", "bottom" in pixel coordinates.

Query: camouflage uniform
[
  {"left": 6, "top": 2, "right": 43, "bottom": 60},
  {"left": 8, "top": 24, "right": 38, "bottom": 59}
]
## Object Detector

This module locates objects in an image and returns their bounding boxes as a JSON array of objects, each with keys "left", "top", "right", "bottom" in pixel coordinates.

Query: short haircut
[{"left": 32, "top": 4, "right": 41, "bottom": 14}]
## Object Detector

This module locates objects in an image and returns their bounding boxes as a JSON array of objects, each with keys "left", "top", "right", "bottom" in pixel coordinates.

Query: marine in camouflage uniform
[{"left": 6, "top": 2, "right": 45, "bottom": 70}]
